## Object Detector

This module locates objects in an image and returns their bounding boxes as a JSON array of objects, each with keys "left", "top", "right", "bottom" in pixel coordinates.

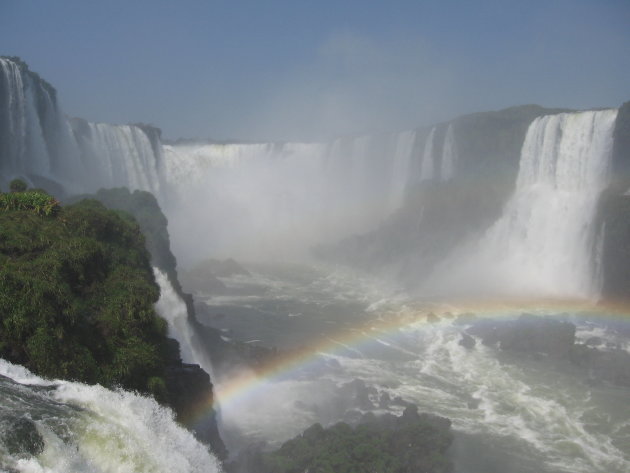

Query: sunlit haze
[{"left": 1, "top": 0, "right": 628, "bottom": 141}]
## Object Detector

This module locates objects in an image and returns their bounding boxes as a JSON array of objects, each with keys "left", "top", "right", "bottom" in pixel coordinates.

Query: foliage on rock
[
  {"left": 231, "top": 406, "right": 453, "bottom": 473},
  {"left": 0, "top": 194, "right": 170, "bottom": 394}
]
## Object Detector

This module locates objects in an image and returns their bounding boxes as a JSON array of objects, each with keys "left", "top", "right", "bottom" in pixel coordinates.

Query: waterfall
[
  {"left": 426, "top": 109, "right": 618, "bottom": 299},
  {"left": 72, "top": 122, "right": 163, "bottom": 194},
  {"left": 420, "top": 127, "right": 435, "bottom": 180},
  {"left": 153, "top": 267, "right": 215, "bottom": 377},
  {"left": 0, "top": 57, "right": 163, "bottom": 194},
  {"left": 162, "top": 136, "right": 414, "bottom": 262},
  {"left": 0, "top": 359, "right": 222, "bottom": 473},
  {"left": 389, "top": 130, "right": 416, "bottom": 212},
  {"left": 440, "top": 123, "right": 457, "bottom": 181}
]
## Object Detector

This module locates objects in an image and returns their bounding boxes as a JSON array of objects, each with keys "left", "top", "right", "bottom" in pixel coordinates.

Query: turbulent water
[
  {"left": 2, "top": 56, "right": 629, "bottom": 473},
  {"left": 427, "top": 109, "right": 618, "bottom": 299},
  {"left": 0, "top": 359, "right": 222, "bottom": 473},
  {"left": 195, "top": 264, "right": 630, "bottom": 473}
]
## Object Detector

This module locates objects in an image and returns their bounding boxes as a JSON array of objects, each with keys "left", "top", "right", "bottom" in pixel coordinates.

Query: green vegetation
[
  {"left": 0, "top": 188, "right": 170, "bottom": 395},
  {"left": 9, "top": 179, "right": 28, "bottom": 193},
  {"left": 234, "top": 407, "right": 453, "bottom": 473},
  {"left": 68, "top": 187, "right": 177, "bottom": 284},
  {"left": 0, "top": 189, "right": 60, "bottom": 216}
]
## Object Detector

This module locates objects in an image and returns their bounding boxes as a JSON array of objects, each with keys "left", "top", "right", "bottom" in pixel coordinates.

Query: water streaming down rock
[
  {"left": 0, "top": 359, "right": 222, "bottom": 473},
  {"left": 440, "top": 123, "right": 458, "bottom": 181},
  {"left": 0, "top": 57, "right": 163, "bottom": 194},
  {"left": 71, "top": 120, "right": 163, "bottom": 194},
  {"left": 427, "top": 109, "right": 618, "bottom": 299},
  {"left": 153, "top": 267, "right": 215, "bottom": 378},
  {"left": 389, "top": 130, "right": 416, "bottom": 211},
  {"left": 0, "top": 57, "right": 85, "bottom": 191},
  {"left": 420, "top": 127, "right": 436, "bottom": 181}
]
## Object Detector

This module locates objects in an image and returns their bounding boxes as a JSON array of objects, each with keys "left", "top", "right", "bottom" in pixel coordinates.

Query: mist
[{"left": 2, "top": 1, "right": 630, "bottom": 472}]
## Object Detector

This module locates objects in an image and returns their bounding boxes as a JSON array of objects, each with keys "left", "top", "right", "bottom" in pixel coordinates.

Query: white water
[
  {"left": 427, "top": 110, "right": 618, "bottom": 299},
  {"left": 153, "top": 267, "right": 215, "bottom": 377},
  {"left": 0, "top": 359, "right": 222, "bottom": 473},
  {"left": 198, "top": 264, "right": 630, "bottom": 473},
  {"left": 162, "top": 133, "right": 420, "bottom": 262},
  {"left": 74, "top": 123, "right": 163, "bottom": 194},
  {"left": 420, "top": 127, "right": 436, "bottom": 180},
  {"left": 0, "top": 58, "right": 163, "bottom": 194},
  {"left": 441, "top": 123, "right": 458, "bottom": 180}
]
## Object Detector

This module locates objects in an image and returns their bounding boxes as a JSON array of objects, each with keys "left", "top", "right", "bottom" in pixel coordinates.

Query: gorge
[{"left": 1, "top": 56, "right": 630, "bottom": 473}]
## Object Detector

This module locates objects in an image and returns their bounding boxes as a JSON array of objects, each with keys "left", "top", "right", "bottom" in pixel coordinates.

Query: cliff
[
  {"left": 0, "top": 186, "right": 226, "bottom": 458},
  {"left": 318, "top": 105, "right": 570, "bottom": 286}
]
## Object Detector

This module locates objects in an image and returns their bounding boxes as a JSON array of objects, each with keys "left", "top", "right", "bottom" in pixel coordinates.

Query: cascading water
[
  {"left": 420, "top": 127, "right": 436, "bottom": 180},
  {"left": 0, "top": 57, "right": 163, "bottom": 194},
  {"left": 161, "top": 133, "right": 419, "bottom": 262},
  {"left": 153, "top": 267, "right": 215, "bottom": 377},
  {"left": 388, "top": 130, "right": 416, "bottom": 211},
  {"left": 426, "top": 109, "right": 618, "bottom": 299},
  {"left": 72, "top": 122, "right": 163, "bottom": 194},
  {"left": 0, "top": 58, "right": 84, "bottom": 190},
  {"left": 0, "top": 359, "right": 222, "bottom": 473},
  {"left": 440, "top": 123, "right": 457, "bottom": 181}
]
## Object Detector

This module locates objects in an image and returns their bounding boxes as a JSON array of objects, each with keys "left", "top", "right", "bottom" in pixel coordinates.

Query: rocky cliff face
[
  {"left": 0, "top": 56, "right": 164, "bottom": 195},
  {"left": 599, "top": 102, "right": 630, "bottom": 301},
  {"left": 66, "top": 187, "right": 227, "bottom": 458}
]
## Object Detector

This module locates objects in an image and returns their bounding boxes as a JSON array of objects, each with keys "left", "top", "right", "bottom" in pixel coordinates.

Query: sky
[{"left": 1, "top": 0, "right": 628, "bottom": 141}]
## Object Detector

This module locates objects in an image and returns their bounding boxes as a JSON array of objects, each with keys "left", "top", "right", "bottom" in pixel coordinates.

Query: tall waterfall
[
  {"left": 153, "top": 267, "right": 215, "bottom": 377},
  {"left": 440, "top": 124, "right": 457, "bottom": 181},
  {"left": 162, "top": 133, "right": 420, "bottom": 262},
  {"left": 71, "top": 121, "right": 163, "bottom": 194},
  {"left": 0, "top": 57, "right": 85, "bottom": 190},
  {"left": 420, "top": 127, "right": 436, "bottom": 181},
  {"left": 0, "top": 57, "right": 163, "bottom": 194},
  {"left": 427, "top": 109, "right": 618, "bottom": 299}
]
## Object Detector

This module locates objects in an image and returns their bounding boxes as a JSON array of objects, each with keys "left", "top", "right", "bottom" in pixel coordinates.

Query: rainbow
[{"left": 188, "top": 297, "right": 630, "bottom": 426}]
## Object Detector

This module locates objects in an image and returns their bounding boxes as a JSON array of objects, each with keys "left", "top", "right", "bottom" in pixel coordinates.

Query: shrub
[
  {"left": 0, "top": 190, "right": 60, "bottom": 216},
  {"left": 9, "top": 178, "right": 27, "bottom": 193},
  {"left": 0, "top": 197, "right": 169, "bottom": 393}
]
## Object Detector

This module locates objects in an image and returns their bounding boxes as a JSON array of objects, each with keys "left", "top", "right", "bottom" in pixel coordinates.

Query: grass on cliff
[{"left": 0, "top": 186, "right": 170, "bottom": 395}]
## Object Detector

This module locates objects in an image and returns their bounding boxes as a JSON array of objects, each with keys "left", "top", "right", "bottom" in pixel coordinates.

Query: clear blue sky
[{"left": 1, "top": 0, "right": 628, "bottom": 141}]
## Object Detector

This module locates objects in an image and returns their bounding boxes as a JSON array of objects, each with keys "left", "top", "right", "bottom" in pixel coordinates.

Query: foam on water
[
  {"left": 0, "top": 359, "right": 222, "bottom": 473},
  {"left": 202, "top": 265, "right": 630, "bottom": 473}
]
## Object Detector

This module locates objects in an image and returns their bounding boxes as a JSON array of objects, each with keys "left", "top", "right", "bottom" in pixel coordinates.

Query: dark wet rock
[
  {"left": 467, "top": 314, "right": 575, "bottom": 358},
  {"left": 164, "top": 363, "right": 227, "bottom": 460},
  {"left": 391, "top": 395, "right": 412, "bottom": 408},
  {"left": 181, "top": 258, "right": 250, "bottom": 294},
  {"left": 205, "top": 258, "right": 251, "bottom": 277},
  {"left": 0, "top": 416, "right": 44, "bottom": 457},
  {"left": 585, "top": 336, "right": 604, "bottom": 347},
  {"left": 180, "top": 269, "right": 227, "bottom": 294},
  {"left": 466, "top": 397, "right": 481, "bottom": 409},
  {"left": 570, "top": 345, "right": 630, "bottom": 387},
  {"left": 459, "top": 333, "right": 476, "bottom": 350},
  {"left": 379, "top": 391, "right": 391, "bottom": 408},
  {"left": 465, "top": 315, "right": 630, "bottom": 388},
  {"left": 339, "top": 378, "right": 377, "bottom": 410}
]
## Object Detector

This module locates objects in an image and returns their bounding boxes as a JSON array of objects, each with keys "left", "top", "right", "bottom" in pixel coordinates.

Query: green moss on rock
[{"left": 0, "top": 196, "right": 170, "bottom": 393}]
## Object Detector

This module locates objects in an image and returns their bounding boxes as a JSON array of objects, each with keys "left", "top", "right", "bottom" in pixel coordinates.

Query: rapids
[
  {"left": 194, "top": 264, "right": 630, "bottom": 473},
  {"left": 0, "top": 359, "right": 222, "bottom": 473}
]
